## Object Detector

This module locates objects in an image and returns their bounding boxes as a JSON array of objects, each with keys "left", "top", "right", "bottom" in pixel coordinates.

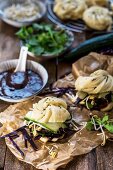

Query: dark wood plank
[
  {"left": 57, "top": 60, "right": 72, "bottom": 80},
  {"left": 59, "top": 149, "right": 97, "bottom": 170},
  {"left": 0, "top": 139, "right": 7, "bottom": 169},
  {"left": 57, "top": 32, "right": 86, "bottom": 79},
  {"left": 41, "top": 59, "right": 57, "bottom": 86},
  {"left": 96, "top": 141, "right": 113, "bottom": 170},
  {"left": 0, "top": 21, "right": 18, "bottom": 36},
  {"left": 0, "top": 22, "right": 19, "bottom": 61},
  {"left": 4, "top": 148, "right": 36, "bottom": 170}
]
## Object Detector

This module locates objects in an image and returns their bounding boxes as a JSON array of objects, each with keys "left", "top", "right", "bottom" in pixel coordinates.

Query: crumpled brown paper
[
  {"left": 72, "top": 52, "right": 113, "bottom": 78},
  {"left": 0, "top": 101, "right": 103, "bottom": 170},
  {"left": 0, "top": 52, "right": 113, "bottom": 170}
]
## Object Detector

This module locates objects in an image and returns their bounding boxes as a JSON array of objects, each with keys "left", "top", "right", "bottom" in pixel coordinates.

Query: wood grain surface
[{"left": 0, "top": 11, "right": 112, "bottom": 170}]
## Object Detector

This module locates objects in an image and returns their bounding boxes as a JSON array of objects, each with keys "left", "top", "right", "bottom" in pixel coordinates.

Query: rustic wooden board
[
  {"left": 0, "top": 14, "right": 113, "bottom": 170},
  {"left": 4, "top": 148, "right": 36, "bottom": 170}
]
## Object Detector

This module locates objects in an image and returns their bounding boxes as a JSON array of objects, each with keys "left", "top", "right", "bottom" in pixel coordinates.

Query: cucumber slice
[
  {"left": 24, "top": 117, "right": 66, "bottom": 133},
  {"left": 41, "top": 122, "right": 67, "bottom": 132},
  {"left": 25, "top": 111, "right": 44, "bottom": 122},
  {"left": 25, "top": 117, "right": 48, "bottom": 129}
]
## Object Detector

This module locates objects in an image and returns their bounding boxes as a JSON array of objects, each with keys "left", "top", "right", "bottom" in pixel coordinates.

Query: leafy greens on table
[
  {"left": 86, "top": 114, "right": 113, "bottom": 133},
  {"left": 16, "top": 23, "right": 69, "bottom": 56}
]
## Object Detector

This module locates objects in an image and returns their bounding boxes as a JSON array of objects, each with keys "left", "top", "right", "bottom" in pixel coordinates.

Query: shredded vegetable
[{"left": 4, "top": 2, "right": 40, "bottom": 21}]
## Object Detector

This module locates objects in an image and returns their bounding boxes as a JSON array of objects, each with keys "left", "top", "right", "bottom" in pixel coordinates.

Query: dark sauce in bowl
[{"left": 0, "top": 70, "right": 43, "bottom": 99}]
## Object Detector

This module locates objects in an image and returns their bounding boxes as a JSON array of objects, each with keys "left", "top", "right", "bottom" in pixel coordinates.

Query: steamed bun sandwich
[
  {"left": 53, "top": 0, "right": 87, "bottom": 20},
  {"left": 25, "top": 97, "right": 74, "bottom": 142},
  {"left": 83, "top": 6, "right": 113, "bottom": 31},
  {"left": 75, "top": 70, "right": 113, "bottom": 111}
]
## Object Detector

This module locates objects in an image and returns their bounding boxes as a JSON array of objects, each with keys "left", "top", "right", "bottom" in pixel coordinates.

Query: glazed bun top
[
  {"left": 83, "top": 6, "right": 112, "bottom": 30},
  {"left": 75, "top": 70, "right": 113, "bottom": 94},
  {"left": 25, "top": 97, "right": 70, "bottom": 123},
  {"left": 53, "top": 0, "right": 87, "bottom": 20}
]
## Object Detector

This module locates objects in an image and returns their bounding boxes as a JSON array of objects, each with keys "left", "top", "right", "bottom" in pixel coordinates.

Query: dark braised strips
[
  {"left": 40, "top": 87, "right": 113, "bottom": 110},
  {"left": 0, "top": 126, "right": 38, "bottom": 156},
  {"left": 0, "top": 69, "right": 43, "bottom": 99},
  {"left": 40, "top": 87, "right": 75, "bottom": 96},
  {"left": 9, "top": 136, "right": 25, "bottom": 157},
  {"left": 76, "top": 92, "right": 113, "bottom": 110},
  {"left": 35, "top": 128, "right": 75, "bottom": 141},
  {"left": 31, "top": 123, "right": 75, "bottom": 139},
  {"left": 0, "top": 122, "right": 76, "bottom": 156}
]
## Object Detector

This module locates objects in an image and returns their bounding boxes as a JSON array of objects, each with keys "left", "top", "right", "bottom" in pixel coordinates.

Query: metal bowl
[
  {"left": 0, "top": 59, "right": 48, "bottom": 102},
  {"left": 0, "top": 0, "right": 46, "bottom": 27}
]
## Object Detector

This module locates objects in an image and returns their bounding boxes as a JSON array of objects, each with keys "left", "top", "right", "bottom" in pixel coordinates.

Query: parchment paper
[{"left": 0, "top": 52, "right": 113, "bottom": 170}]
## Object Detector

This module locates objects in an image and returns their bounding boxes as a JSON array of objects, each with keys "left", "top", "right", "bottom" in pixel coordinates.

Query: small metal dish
[
  {"left": 0, "top": 0, "right": 46, "bottom": 27},
  {"left": 0, "top": 59, "right": 48, "bottom": 102}
]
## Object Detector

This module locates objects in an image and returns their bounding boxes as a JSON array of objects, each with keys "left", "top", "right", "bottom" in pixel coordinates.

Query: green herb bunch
[
  {"left": 16, "top": 23, "right": 69, "bottom": 56},
  {"left": 86, "top": 114, "right": 113, "bottom": 145},
  {"left": 86, "top": 114, "right": 113, "bottom": 133}
]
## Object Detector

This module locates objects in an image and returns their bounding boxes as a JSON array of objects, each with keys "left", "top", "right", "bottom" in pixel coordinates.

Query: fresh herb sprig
[
  {"left": 86, "top": 114, "right": 113, "bottom": 145},
  {"left": 86, "top": 114, "right": 113, "bottom": 133},
  {"left": 16, "top": 23, "right": 69, "bottom": 56}
]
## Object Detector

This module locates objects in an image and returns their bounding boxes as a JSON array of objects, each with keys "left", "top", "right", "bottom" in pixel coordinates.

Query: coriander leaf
[
  {"left": 86, "top": 115, "right": 113, "bottom": 134},
  {"left": 86, "top": 102, "right": 94, "bottom": 109},
  {"left": 46, "top": 27, "right": 57, "bottom": 44},
  {"left": 27, "top": 27, "right": 33, "bottom": 34},
  {"left": 33, "top": 47, "right": 44, "bottom": 55},
  {"left": 95, "top": 117, "right": 102, "bottom": 125},
  {"left": 16, "top": 27, "right": 29, "bottom": 39},
  {"left": 104, "top": 124, "right": 113, "bottom": 133},
  {"left": 86, "top": 121, "right": 94, "bottom": 131},
  {"left": 44, "top": 24, "right": 53, "bottom": 31},
  {"left": 32, "top": 23, "right": 44, "bottom": 30},
  {"left": 102, "top": 115, "right": 109, "bottom": 124},
  {"left": 25, "top": 43, "right": 31, "bottom": 49},
  {"left": 28, "top": 38, "right": 38, "bottom": 46}
]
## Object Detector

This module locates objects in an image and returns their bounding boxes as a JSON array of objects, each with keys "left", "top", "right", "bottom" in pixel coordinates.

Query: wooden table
[{"left": 1, "top": 18, "right": 113, "bottom": 170}]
